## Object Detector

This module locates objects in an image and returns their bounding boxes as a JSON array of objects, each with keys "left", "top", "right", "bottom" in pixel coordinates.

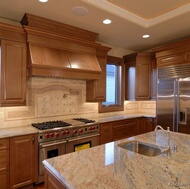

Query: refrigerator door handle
[{"left": 179, "top": 109, "right": 187, "bottom": 125}]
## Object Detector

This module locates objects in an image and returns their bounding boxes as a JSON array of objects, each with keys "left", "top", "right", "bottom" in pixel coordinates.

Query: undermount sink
[{"left": 118, "top": 140, "right": 162, "bottom": 157}]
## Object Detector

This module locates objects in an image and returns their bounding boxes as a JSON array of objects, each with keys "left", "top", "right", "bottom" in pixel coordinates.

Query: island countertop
[{"left": 43, "top": 131, "right": 190, "bottom": 189}]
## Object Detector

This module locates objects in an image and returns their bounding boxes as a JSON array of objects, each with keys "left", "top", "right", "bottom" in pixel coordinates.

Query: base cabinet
[
  {"left": 100, "top": 122, "right": 112, "bottom": 144},
  {"left": 10, "top": 134, "right": 38, "bottom": 189},
  {"left": 0, "top": 139, "right": 9, "bottom": 189},
  {"left": 137, "top": 118, "right": 155, "bottom": 134},
  {"left": 44, "top": 169, "right": 66, "bottom": 189},
  {"left": 100, "top": 118, "right": 156, "bottom": 144}
]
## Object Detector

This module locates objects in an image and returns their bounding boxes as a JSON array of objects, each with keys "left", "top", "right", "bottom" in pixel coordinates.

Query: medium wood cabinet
[
  {"left": 100, "top": 117, "right": 156, "bottom": 144},
  {"left": 99, "top": 122, "right": 112, "bottom": 144},
  {"left": 0, "top": 39, "right": 27, "bottom": 106},
  {"left": 86, "top": 46, "right": 111, "bottom": 102},
  {"left": 0, "top": 139, "right": 9, "bottom": 189},
  {"left": 124, "top": 53, "right": 152, "bottom": 100},
  {"left": 100, "top": 118, "right": 138, "bottom": 144},
  {"left": 137, "top": 117, "right": 155, "bottom": 134},
  {"left": 154, "top": 38, "right": 190, "bottom": 68},
  {"left": 44, "top": 169, "right": 66, "bottom": 189},
  {"left": 10, "top": 134, "right": 38, "bottom": 189},
  {"left": 112, "top": 119, "right": 138, "bottom": 141}
]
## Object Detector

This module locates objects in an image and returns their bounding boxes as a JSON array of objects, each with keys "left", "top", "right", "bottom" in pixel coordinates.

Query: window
[{"left": 99, "top": 56, "right": 124, "bottom": 113}]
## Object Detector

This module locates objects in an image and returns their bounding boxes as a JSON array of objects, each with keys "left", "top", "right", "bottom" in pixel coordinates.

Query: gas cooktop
[
  {"left": 32, "top": 118, "right": 96, "bottom": 130},
  {"left": 32, "top": 120, "right": 72, "bottom": 130}
]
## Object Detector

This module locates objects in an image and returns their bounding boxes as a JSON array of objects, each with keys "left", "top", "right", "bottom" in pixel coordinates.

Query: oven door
[
  {"left": 66, "top": 133, "right": 100, "bottom": 154},
  {"left": 39, "top": 139, "right": 66, "bottom": 181}
]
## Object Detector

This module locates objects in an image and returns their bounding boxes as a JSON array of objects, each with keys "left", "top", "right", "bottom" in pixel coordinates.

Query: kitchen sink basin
[{"left": 118, "top": 140, "right": 162, "bottom": 157}]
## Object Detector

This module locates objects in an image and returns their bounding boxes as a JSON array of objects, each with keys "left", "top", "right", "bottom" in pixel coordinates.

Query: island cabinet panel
[
  {"left": 44, "top": 169, "right": 66, "bottom": 189},
  {"left": 0, "top": 39, "right": 27, "bottom": 106},
  {"left": 112, "top": 119, "right": 138, "bottom": 141},
  {"left": 124, "top": 53, "right": 152, "bottom": 100},
  {"left": 0, "top": 139, "right": 9, "bottom": 189},
  {"left": 99, "top": 122, "right": 112, "bottom": 145},
  {"left": 10, "top": 134, "right": 38, "bottom": 189}
]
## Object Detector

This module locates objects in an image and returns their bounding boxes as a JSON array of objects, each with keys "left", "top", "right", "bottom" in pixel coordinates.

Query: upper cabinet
[
  {"left": 124, "top": 52, "right": 155, "bottom": 100},
  {"left": 0, "top": 23, "right": 27, "bottom": 106},
  {"left": 153, "top": 38, "right": 190, "bottom": 68}
]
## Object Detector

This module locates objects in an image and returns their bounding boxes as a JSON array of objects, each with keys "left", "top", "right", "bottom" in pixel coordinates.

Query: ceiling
[{"left": 0, "top": 0, "right": 190, "bottom": 53}]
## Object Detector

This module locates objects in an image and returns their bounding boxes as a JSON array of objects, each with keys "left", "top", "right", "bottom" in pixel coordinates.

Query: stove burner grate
[
  {"left": 73, "top": 118, "right": 95, "bottom": 124},
  {"left": 32, "top": 120, "right": 72, "bottom": 130}
]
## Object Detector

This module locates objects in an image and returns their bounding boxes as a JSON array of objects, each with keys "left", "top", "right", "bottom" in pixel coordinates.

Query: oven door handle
[
  {"left": 67, "top": 133, "right": 100, "bottom": 142},
  {"left": 40, "top": 140, "right": 67, "bottom": 148}
]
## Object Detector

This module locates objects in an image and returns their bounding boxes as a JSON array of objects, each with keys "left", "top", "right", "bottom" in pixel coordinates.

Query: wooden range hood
[{"left": 21, "top": 13, "right": 110, "bottom": 80}]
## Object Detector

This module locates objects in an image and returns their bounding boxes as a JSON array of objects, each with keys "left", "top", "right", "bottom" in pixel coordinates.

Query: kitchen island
[{"left": 43, "top": 131, "right": 190, "bottom": 189}]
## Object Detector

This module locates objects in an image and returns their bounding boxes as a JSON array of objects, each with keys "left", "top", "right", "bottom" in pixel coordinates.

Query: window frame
[{"left": 99, "top": 55, "right": 125, "bottom": 113}]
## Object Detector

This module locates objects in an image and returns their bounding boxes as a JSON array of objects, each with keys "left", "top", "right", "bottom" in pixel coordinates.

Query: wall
[{"left": 0, "top": 77, "right": 156, "bottom": 128}]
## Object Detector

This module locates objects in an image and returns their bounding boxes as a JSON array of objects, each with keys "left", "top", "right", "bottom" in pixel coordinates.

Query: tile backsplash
[{"left": 0, "top": 77, "right": 156, "bottom": 128}]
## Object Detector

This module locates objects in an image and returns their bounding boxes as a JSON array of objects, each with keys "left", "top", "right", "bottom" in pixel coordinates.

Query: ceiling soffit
[{"left": 82, "top": 0, "right": 190, "bottom": 28}]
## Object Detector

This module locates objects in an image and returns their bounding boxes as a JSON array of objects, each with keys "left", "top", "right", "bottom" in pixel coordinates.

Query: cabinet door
[
  {"left": 1, "top": 39, "right": 26, "bottom": 106},
  {"left": 100, "top": 123, "right": 112, "bottom": 144},
  {"left": 143, "top": 118, "right": 154, "bottom": 133},
  {"left": 0, "top": 171, "right": 9, "bottom": 189},
  {"left": 10, "top": 134, "right": 38, "bottom": 189},
  {"left": 136, "top": 57, "right": 151, "bottom": 99},
  {"left": 151, "top": 57, "right": 157, "bottom": 100},
  {"left": 0, "top": 139, "right": 9, "bottom": 189},
  {"left": 112, "top": 119, "right": 137, "bottom": 141},
  {"left": 86, "top": 56, "right": 106, "bottom": 101}
]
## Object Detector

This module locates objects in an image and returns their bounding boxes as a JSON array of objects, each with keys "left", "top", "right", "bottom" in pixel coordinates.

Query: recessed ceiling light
[
  {"left": 39, "top": 0, "right": 48, "bottom": 2},
  {"left": 142, "top": 34, "right": 150, "bottom": 38},
  {"left": 72, "top": 6, "right": 88, "bottom": 16},
  {"left": 103, "top": 19, "right": 112, "bottom": 25}
]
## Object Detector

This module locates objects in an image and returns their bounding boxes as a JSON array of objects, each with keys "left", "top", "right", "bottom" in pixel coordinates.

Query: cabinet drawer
[
  {"left": 0, "top": 139, "right": 9, "bottom": 150},
  {"left": 0, "top": 150, "right": 9, "bottom": 171},
  {"left": 112, "top": 120, "right": 137, "bottom": 141}
]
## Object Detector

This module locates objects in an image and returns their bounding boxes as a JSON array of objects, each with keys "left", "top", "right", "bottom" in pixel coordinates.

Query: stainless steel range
[{"left": 32, "top": 118, "right": 100, "bottom": 183}]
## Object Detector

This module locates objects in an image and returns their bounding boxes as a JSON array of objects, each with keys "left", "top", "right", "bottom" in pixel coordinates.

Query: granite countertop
[
  {"left": 43, "top": 131, "right": 190, "bottom": 189},
  {"left": 0, "top": 125, "right": 38, "bottom": 139},
  {"left": 0, "top": 113, "right": 155, "bottom": 139}
]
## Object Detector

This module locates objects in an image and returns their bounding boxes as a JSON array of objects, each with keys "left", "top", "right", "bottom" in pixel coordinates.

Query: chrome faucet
[{"left": 154, "top": 125, "right": 170, "bottom": 153}]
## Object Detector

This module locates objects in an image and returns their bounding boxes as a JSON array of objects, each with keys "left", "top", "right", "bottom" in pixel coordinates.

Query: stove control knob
[
  {"left": 79, "top": 129, "right": 83, "bottom": 133},
  {"left": 73, "top": 130, "right": 78, "bottom": 134},
  {"left": 89, "top": 127, "right": 92, "bottom": 130},
  {"left": 45, "top": 133, "right": 50, "bottom": 138},
  {"left": 50, "top": 133, "right": 55, "bottom": 138},
  {"left": 66, "top": 130, "right": 70, "bottom": 135},
  {"left": 62, "top": 131, "right": 66, "bottom": 135},
  {"left": 55, "top": 133, "right": 60, "bottom": 138},
  {"left": 93, "top": 126, "right": 96, "bottom": 130}
]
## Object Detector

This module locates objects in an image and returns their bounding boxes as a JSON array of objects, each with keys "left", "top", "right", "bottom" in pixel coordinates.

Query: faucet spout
[{"left": 154, "top": 125, "right": 170, "bottom": 153}]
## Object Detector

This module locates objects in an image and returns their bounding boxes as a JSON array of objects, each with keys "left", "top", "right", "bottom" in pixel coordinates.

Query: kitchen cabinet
[
  {"left": 124, "top": 53, "right": 152, "bottom": 100},
  {"left": 137, "top": 117, "right": 155, "bottom": 134},
  {"left": 44, "top": 169, "right": 66, "bottom": 189},
  {"left": 112, "top": 119, "right": 138, "bottom": 141},
  {"left": 0, "top": 139, "right": 9, "bottom": 189},
  {"left": 153, "top": 38, "right": 190, "bottom": 68},
  {"left": 86, "top": 46, "right": 111, "bottom": 102},
  {"left": 10, "top": 134, "right": 38, "bottom": 189},
  {"left": 0, "top": 39, "right": 27, "bottom": 106},
  {"left": 0, "top": 22, "right": 27, "bottom": 107},
  {"left": 100, "top": 118, "right": 138, "bottom": 144},
  {"left": 99, "top": 122, "right": 112, "bottom": 144}
]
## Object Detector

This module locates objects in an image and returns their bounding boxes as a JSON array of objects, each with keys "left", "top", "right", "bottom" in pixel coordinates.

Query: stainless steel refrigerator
[{"left": 157, "top": 77, "right": 190, "bottom": 134}]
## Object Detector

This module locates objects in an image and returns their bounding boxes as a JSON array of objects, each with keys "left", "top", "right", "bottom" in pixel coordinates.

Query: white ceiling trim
[{"left": 82, "top": 0, "right": 190, "bottom": 28}]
